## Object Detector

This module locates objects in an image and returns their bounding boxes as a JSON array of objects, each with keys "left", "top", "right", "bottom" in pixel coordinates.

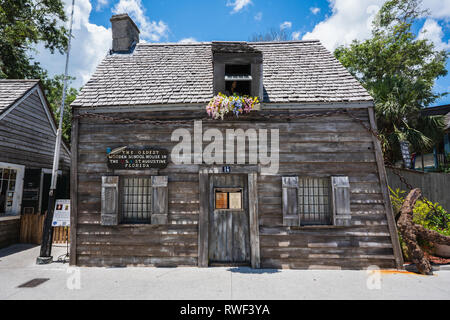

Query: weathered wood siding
[
  {"left": 74, "top": 107, "right": 398, "bottom": 269},
  {"left": 0, "top": 217, "right": 20, "bottom": 249},
  {"left": 0, "top": 91, "right": 71, "bottom": 170}
]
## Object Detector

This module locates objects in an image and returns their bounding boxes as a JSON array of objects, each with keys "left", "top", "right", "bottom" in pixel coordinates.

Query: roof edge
[{"left": 136, "top": 39, "right": 321, "bottom": 47}]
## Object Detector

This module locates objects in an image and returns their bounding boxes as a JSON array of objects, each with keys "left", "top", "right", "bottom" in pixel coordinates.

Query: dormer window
[
  {"left": 212, "top": 42, "right": 263, "bottom": 100},
  {"left": 225, "top": 64, "right": 252, "bottom": 96}
]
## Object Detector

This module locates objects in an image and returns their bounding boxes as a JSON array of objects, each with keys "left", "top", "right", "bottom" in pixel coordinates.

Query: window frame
[
  {"left": 282, "top": 176, "right": 341, "bottom": 227},
  {"left": 213, "top": 52, "right": 263, "bottom": 99},
  {"left": 214, "top": 187, "right": 244, "bottom": 212},
  {"left": 119, "top": 175, "right": 153, "bottom": 225},
  {"left": 297, "top": 176, "right": 333, "bottom": 226}
]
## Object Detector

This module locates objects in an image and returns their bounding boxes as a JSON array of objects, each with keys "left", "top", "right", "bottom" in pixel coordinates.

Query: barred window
[
  {"left": 298, "top": 177, "right": 332, "bottom": 225},
  {"left": 121, "top": 177, "right": 152, "bottom": 224}
]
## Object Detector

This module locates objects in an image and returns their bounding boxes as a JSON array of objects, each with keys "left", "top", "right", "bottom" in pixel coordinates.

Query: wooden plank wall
[
  {"left": 74, "top": 108, "right": 397, "bottom": 269},
  {"left": 0, "top": 91, "right": 71, "bottom": 170},
  {"left": 387, "top": 168, "right": 450, "bottom": 211},
  {"left": 0, "top": 217, "right": 20, "bottom": 249}
]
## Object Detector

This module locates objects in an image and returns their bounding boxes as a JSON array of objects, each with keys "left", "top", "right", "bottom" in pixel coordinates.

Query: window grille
[
  {"left": 121, "top": 177, "right": 152, "bottom": 223},
  {"left": 298, "top": 177, "right": 332, "bottom": 225}
]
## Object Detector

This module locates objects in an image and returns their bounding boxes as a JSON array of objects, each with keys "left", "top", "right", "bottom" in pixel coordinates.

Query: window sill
[
  {"left": 214, "top": 209, "right": 245, "bottom": 213},
  {"left": 0, "top": 215, "right": 21, "bottom": 222},
  {"left": 290, "top": 225, "right": 346, "bottom": 230},
  {"left": 118, "top": 223, "right": 153, "bottom": 228}
]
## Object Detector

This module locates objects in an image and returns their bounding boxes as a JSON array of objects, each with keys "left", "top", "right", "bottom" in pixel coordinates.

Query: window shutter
[
  {"left": 251, "top": 63, "right": 263, "bottom": 100},
  {"left": 151, "top": 176, "right": 168, "bottom": 225},
  {"left": 101, "top": 176, "right": 119, "bottom": 226},
  {"left": 331, "top": 176, "right": 351, "bottom": 226},
  {"left": 213, "top": 63, "right": 225, "bottom": 95},
  {"left": 282, "top": 177, "right": 300, "bottom": 227}
]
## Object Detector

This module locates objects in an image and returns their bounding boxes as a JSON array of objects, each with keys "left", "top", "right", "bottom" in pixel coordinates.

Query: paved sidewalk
[{"left": 1, "top": 244, "right": 449, "bottom": 300}]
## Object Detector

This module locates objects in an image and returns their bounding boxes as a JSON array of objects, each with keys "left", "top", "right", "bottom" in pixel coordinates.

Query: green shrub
[
  {"left": 389, "top": 187, "right": 450, "bottom": 259},
  {"left": 413, "top": 200, "right": 450, "bottom": 236}
]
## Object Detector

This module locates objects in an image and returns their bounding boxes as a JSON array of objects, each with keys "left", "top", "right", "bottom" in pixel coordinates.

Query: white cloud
[
  {"left": 422, "top": 0, "right": 450, "bottom": 20},
  {"left": 418, "top": 19, "right": 450, "bottom": 51},
  {"left": 96, "top": 0, "right": 108, "bottom": 11},
  {"left": 292, "top": 31, "right": 302, "bottom": 40},
  {"left": 226, "top": 0, "right": 252, "bottom": 14},
  {"left": 310, "top": 7, "right": 321, "bottom": 15},
  {"left": 254, "top": 12, "right": 263, "bottom": 21},
  {"left": 34, "top": 0, "right": 111, "bottom": 89},
  {"left": 179, "top": 38, "right": 198, "bottom": 44},
  {"left": 112, "top": 0, "right": 169, "bottom": 41},
  {"left": 302, "top": 0, "right": 385, "bottom": 51},
  {"left": 280, "top": 21, "right": 292, "bottom": 30}
]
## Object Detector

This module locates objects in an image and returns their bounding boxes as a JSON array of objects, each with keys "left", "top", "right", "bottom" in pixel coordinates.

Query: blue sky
[{"left": 34, "top": 0, "right": 450, "bottom": 106}]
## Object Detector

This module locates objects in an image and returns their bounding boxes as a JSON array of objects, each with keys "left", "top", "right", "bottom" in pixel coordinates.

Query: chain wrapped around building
[{"left": 69, "top": 13, "right": 404, "bottom": 269}]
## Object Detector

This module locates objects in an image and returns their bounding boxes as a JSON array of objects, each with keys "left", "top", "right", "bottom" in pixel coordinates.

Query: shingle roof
[
  {"left": 0, "top": 80, "right": 39, "bottom": 113},
  {"left": 72, "top": 40, "right": 373, "bottom": 107}
]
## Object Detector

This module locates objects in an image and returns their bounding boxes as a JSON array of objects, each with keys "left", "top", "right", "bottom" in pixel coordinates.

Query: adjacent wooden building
[
  {"left": 69, "top": 14, "right": 403, "bottom": 269},
  {"left": 0, "top": 80, "right": 71, "bottom": 217}
]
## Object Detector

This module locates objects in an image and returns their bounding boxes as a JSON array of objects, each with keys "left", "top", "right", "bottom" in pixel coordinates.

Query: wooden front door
[{"left": 209, "top": 174, "right": 250, "bottom": 264}]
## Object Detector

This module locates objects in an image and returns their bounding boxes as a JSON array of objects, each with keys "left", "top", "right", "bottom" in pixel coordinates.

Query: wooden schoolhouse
[{"left": 69, "top": 13, "right": 403, "bottom": 269}]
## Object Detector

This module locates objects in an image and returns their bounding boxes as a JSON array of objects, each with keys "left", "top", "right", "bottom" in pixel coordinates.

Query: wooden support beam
[
  {"left": 198, "top": 169, "right": 209, "bottom": 267},
  {"left": 69, "top": 116, "right": 79, "bottom": 266},
  {"left": 368, "top": 107, "right": 404, "bottom": 269},
  {"left": 248, "top": 172, "right": 261, "bottom": 268}
]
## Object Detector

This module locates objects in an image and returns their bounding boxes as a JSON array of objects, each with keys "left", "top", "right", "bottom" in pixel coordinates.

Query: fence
[
  {"left": 386, "top": 168, "right": 450, "bottom": 211},
  {"left": 19, "top": 214, "right": 70, "bottom": 244}
]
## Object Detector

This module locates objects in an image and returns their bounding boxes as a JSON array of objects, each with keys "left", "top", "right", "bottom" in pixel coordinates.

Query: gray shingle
[
  {"left": 0, "top": 80, "right": 39, "bottom": 113},
  {"left": 72, "top": 41, "right": 372, "bottom": 107}
]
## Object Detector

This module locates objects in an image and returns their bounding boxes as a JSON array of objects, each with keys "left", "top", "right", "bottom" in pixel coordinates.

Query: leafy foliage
[
  {"left": 390, "top": 187, "right": 450, "bottom": 236},
  {"left": 0, "top": 0, "right": 68, "bottom": 79},
  {"left": 334, "top": 0, "right": 448, "bottom": 162},
  {"left": 390, "top": 187, "right": 450, "bottom": 259},
  {"left": 42, "top": 75, "right": 78, "bottom": 142}
]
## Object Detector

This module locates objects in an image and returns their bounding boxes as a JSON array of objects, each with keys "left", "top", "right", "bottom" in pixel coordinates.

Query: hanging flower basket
[{"left": 206, "top": 93, "right": 260, "bottom": 120}]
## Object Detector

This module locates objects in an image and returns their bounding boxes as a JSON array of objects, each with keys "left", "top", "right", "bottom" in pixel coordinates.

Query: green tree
[
  {"left": 334, "top": 0, "right": 448, "bottom": 163},
  {"left": 42, "top": 75, "right": 78, "bottom": 142},
  {"left": 250, "top": 28, "right": 289, "bottom": 42},
  {"left": 0, "top": 0, "right": 68, "bottom": 79}
]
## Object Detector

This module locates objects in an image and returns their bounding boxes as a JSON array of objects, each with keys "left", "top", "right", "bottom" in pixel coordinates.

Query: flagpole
[{"left": 37, "top": 0, "right": 76, "bottom": 264}]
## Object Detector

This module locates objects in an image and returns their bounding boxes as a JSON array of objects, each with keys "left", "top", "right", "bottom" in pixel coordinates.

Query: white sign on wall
[{"left": 52, "top": 199, "right": 70, "bottom": 227}]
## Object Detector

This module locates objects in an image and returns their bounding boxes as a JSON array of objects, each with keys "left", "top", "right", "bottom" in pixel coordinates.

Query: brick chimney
[{"left": 110, "top": 13, "right": 140, "bottom": 53}]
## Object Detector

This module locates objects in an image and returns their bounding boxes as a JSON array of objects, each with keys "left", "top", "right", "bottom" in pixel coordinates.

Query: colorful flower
[{"left": 206, "top": 93, "right": 260, "bottom": 119}]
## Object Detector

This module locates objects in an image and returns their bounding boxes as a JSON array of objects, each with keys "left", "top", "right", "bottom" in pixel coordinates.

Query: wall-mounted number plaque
[{"left": 107, "top": 146, "right": 169, "bottom": 170}]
